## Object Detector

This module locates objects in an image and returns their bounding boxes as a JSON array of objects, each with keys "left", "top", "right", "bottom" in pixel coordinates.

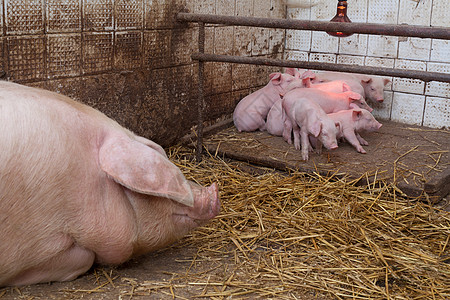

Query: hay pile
[{"left": 141, "top": 146, "right": 448, "bottom": 299}]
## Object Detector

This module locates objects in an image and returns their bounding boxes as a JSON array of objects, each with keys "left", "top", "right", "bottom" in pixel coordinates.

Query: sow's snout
[{"left": 175, "top": 182, "right": 220, "bottom": 226}]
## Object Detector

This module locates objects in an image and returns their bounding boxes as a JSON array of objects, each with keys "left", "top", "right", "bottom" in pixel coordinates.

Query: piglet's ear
[
  {"left": 346, "top": 91, "right": 361, "bottom": 100},
  {"left": 383, "top": 78, "right": 391, "bottom": 86},
  {"left": 360, "top": 77, "right": 372, "bottom": 85},
  {"left": 269, "top": 72, "right": 282, "bottom": 85},
  {"left": 99, "top": 135, "right": 194, "bottom": 207},
  {"left": 285, "top": 68, "right": 301, "bottom": 78},
  {"left": 342, "top": 83, "right": 351, "bottom": 92},
  {"left": 352, "top": 109, "right": 362, "bottom": 120},
  {"left": 310, "top": 121, "right": 322, "bottom": 138}
]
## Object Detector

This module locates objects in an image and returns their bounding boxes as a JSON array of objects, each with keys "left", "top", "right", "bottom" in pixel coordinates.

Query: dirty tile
[
  {"left": 367, "top": 35, "right": 398, "bottom": 58},
  {"left": 47, "top": 0, "right": 81, "bottom": 32},
  {"left": 114, "top": 31, "right": 142, "bottom": 70},
  {"left": 270, "top": 0, "right": 286, "bottom": 18},
  {"left": 347, "top": 0, "right": 368, "bottom": 22},
  {"left": 192, "top": 0, "right": 215, "bottom": 14},
  {"left": 309, "top": 52, "right": 336, "bottom": 63},
  {"left": 143, "top": 30, "right": 171, "bottom": 69},
  {"left": 269, "top": 28, "right": 285, "bottom": 55},
  {"left": 337, "top": 54, "right": 365, "bottom": 66},
  {"left": 392, "top": 59, "right": 426, "bottom": 94},
  {"left": 236, "top": 0, "right": 252, "bottom": 16},
  {"left": 82, "top": 32, "right": 113, "bottom": 74},
  {"left": 391, "top": 92, "right": 425, "bottom": 126},
  {"left": 311, "top": 31, "right": 339, "bottom": 53},
  {"left": 251, "top": 28, "right": 269, "bottom": 56},
  {"left": 204, "top": 62, "right": 232, "bottom": 95},
  {"left": 284, "top": 50, "right": 309, "bottom": 61},
  {"left": 232, "top": 64, "right": 252, "bottom": 91},
  {"left": 367, "top": 0, "right": 398, "bottom": 24},
  {"left": 311, "top": 0, "right": 335, "bottom": 21},
  {"left": 253, "top": 0, "right": 272, "bottom": 18},
  {"left": 214, "top": 26, "right": 234, "bottom": 55},
  {"left": 430, "top": 39, "right": 450, "bottom": 63},
  {"left": 398, "top": 0, "right": 431, "bottom": 26},
  {"left": 338, "top": 34, "right": 368, "bottom": 56},
  {"left": 233, "top": 26, "right": 253, "bottom": 56},
  {"left": 7, "top": 36, "right": 45, "bottom": 81},
  {"left": 5, "top": 0, "right": 44, "bottom": 34},
  {"left": 398, "top": 37, "right": 431, "bottom": 61},
  {"left": 431, "top": 0, "right": 450, "bottom": 27},
  {"left": 172, "top": 28, "right": 197, "bottom": 65},
  {"left": 115, "top": 0, "right": 143, "bottom": 30},
  {"left": 426, "top": 62, "right": 450, "bottom": 98},
  {"left": 365, "top": 56, "right": 395, "bottom": 68},
  {"left": 287, "top": 2, "right": 311, "bottom": 20},
  {"left": 286, "top": 29, "right": 311, "bottom": 52},
  {"left": 47, "top": 34, "right": 82, "bottom": 78},
  {"left": 423, "top": 96, "right": 450, "bottom": 128},
  {"left": 216, "top": 0, "right": 235, "bottom": 16},
  {"left": 83, "top": 0, "right": 113, "bottom": 31},
  {"left": 145, "top": 0, "right": 178, "bottom": 29}
]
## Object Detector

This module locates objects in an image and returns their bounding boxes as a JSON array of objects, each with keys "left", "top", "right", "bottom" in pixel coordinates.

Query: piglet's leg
[
  {"left": 292, "top": 123, "right": 301, "bottom": 150},
  {"left": 344, "top": 130, "right": 366, "bottom": 154},
  {"left": 356, "top": 133, "right": 368, "bottom": 146},
  {"left": 6, "top": 242, "right": 95, "bottom": 286},
  {"left": 282, "top": 118, "right": 293, "bottom": 144},
  {"left": 300, "top": 128, "right": 310, "bottom": 161}
]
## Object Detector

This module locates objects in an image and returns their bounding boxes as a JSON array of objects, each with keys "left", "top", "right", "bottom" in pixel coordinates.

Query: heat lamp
[{"left": 327, "top": 0, "right": 353, "bottom": 37}]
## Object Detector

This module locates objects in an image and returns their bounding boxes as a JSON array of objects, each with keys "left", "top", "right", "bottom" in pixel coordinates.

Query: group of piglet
[{"left": 233, "top": 68, "right": 389, "bottom": 160}]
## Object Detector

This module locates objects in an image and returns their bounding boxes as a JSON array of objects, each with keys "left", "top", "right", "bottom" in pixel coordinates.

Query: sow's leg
[{"left": 6, "top": 241, "right": 95, "bottom": 286}]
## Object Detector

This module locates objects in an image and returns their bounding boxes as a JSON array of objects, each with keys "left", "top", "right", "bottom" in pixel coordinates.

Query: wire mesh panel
[
  {"left": 84, "top": 0, "right": 114, "bottom": 31},
  {"left": 7, "top": 36, "right": 45, "bottom": 81},
  {"left": 82, "top": 32, "right": 113, "bottom": 74},
  {"left": 115, "top": 0, "right": 143, "bottom": 30},
  {"left": 5, "top": 0, "right": 44, "bottom": 34},
  {"left": 47, "top": 0, "right": 82, "bottom": 33},
  {"left": 47, "top": 34, "right": 82, "bottom": 78},
  {"left": 115, "top": 31, "right": 142, "bottom": 70}
]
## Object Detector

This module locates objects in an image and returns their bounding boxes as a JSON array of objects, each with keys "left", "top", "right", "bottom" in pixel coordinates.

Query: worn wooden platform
[{"left": 198, "top": 120, "right": 449, "bottom": 203}]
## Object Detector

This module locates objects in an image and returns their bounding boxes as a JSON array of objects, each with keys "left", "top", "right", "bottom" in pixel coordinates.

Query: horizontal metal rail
[
  {"left": 192, "top": 53, "right": 450, "bottom": 83},
  {"left": 177, "top": 12, "right": 450, "bottom": 40},
  {"left": 178, "top": 12, "right": 450, "bottom": 160}
]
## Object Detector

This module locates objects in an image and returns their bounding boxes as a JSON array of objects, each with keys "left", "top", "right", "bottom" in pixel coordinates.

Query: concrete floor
[{"left": 199, "top": 120, "right": 450, "bottom": 203}]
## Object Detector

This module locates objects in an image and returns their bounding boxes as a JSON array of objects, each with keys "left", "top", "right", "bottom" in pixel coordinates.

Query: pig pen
[
  {"left": 1, "top": 146, "right": 449, "bottom": 299},
  {"left": 1, "top": 3, "right": 450, "bottom": 300}
]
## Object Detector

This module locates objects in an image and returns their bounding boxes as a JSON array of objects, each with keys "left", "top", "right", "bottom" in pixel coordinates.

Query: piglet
[
  {"left": 312, "top": 108, "right": 382, "bottom": 154},
  {"left": 282, "top": 94, "right": 339, "bottom": 161},
  {"left": 266, "top": 75, "right": 357, "bottom": 137},
  {"left": 0, "top": 81, "right": 220, "bottom": 287},
  {"left": 233, "top": 68, "right": 299, "bottom": 132},
  {"left": 311, "top": 71, "right": 390, "bottom": 103}
]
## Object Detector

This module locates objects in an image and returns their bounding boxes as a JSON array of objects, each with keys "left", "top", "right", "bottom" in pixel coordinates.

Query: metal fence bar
[
  {"left": 191, "top": 53, "right": 450, "bottom": 83},
  {"left": 177, "top": 12, "right": 450, "bottom": 40},
  {"left": 196, "top": 22, "right": 205, "bottom": 162}
]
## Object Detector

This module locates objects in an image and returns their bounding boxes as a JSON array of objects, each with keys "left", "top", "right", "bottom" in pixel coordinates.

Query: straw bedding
[{"left": 128, "top": 146, "right": 448, "bottom": 299}]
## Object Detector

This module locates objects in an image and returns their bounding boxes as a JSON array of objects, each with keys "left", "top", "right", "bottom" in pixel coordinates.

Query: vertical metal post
[{"left": 196, "top": 22, "right": 205, "bottom": 162}]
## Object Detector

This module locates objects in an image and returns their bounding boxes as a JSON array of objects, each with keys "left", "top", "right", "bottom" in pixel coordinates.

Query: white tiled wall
[{"left": 285, "top": 0, "right": 450, "bottom": 129}]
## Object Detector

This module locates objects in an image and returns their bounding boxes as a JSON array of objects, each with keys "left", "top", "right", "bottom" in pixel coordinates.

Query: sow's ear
[{"left": 99, "top": 135, "right": 194, "bottom": 207}]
